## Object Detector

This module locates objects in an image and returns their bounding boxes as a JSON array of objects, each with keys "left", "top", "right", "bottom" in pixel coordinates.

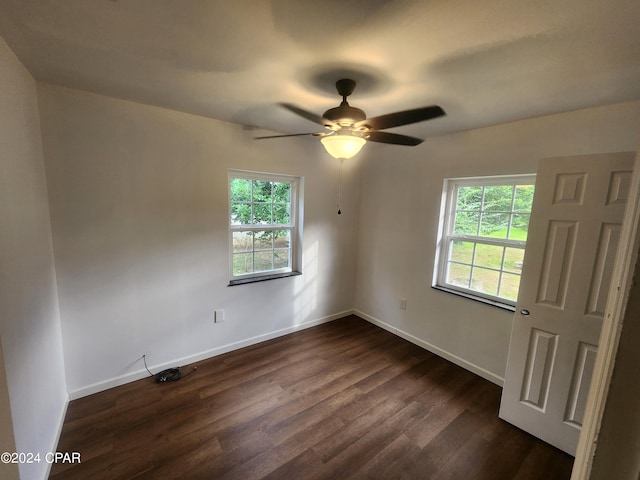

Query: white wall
[
  {"left": 354, "top": 101, "right": 640, "bottom": 383},
  {"left": 0, "top": 38, "right": 67, "bottom": 480},
  {"left": 36, "top": 83, "right": 361, "bottom": 398}
]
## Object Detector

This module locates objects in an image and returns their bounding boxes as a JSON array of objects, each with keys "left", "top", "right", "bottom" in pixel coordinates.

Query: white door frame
[{"left": 572, "top": 145, "right": 640, "bottom": 479}]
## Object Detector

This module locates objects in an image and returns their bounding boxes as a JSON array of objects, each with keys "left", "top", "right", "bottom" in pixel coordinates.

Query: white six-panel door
[{"left": 499, "top": 152, "right": 635, "bottom": 455}]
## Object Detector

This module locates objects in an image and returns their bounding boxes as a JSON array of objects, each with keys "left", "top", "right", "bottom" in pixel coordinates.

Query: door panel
[
  {"left": 536, "top": 220, "right": 577, "bottom": 307},
  {"left": 564, "top": 342, "right": 597, "bottom": 427},
  {"left": 586, "top": 224, "right": 621, "bottom": 316},
  {"left": 499, "top": 152, "right": 635, "bottom": 455},
  {"left": 521, "top": 328, "right": 557, "bottom": 410}
]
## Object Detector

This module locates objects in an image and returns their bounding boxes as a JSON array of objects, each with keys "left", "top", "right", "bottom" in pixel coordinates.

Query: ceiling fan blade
[
  {"left": 254, "top": 132, "right": 321, "bottom": 139},
  {"left": 357, "top": 105, "right": 445, "bottom": 130},
  {"left": 279, "top": 103, "right": 335, "bottom": 127},
  {"left": 365, "top": 131, "right": 424, "bottom": 146}
]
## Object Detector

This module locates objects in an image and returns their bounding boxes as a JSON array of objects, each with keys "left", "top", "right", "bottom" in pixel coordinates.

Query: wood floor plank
[
  {"left": 473, "top": 421, "right": 538, "bottom": 480},
  {"left": 260, "top": 448, "right": 325, "bottom": 480},
  {"left": 217, "top": 414, "right": 346, "bottom": 480},
  {"left": 356, "top": 433, "right": 423, "bottom": 480},
  {"left": 309, "top": 401, "right": 430, "bottom": 480},
  {"left": 311, "top": 395, "right": 409, "bottom": 463},
  {"left": 431, "top": 430, "right": 492, "bottom": 480},
  {"left": 512, "top": 441, "right": 576, "bottom": 480},
  {"left": 417, "top": 409, "right": 489, "bottom": 474},
  {"left": 50, "top": 315, "right": 573, "bottom": 479}
]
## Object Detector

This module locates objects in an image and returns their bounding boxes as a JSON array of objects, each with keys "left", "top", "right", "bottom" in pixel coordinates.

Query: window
[
  {"left": 434, "top": 175, "right": 536, "bottom": 308},
  {"left": 228, "top": 170, "right": 302, "bottom": 285}
]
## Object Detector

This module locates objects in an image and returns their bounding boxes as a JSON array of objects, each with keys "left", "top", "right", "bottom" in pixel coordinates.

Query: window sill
[
  {"left": 228, "top": 271, "right": 302, "bottom": 286},
  {"left": 432, "top": 285, "right": 516, "bottom": 312}
]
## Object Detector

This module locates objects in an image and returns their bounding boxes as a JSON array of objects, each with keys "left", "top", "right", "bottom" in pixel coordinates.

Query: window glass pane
[
  {"left": 273, "top": 182, "right": 291, "bottom": 203},
  {"left": 253, "top": 230, "right": 273, "bottom": 250},
  {"left": 231, "top": 203, "right": 251, "bottom": 225},
  {"left": 503, "top": 247, "right": 525, "bottom": 273},
  {"left": 510, "top": 214, "right": 530, "bottom": 240},
  {"left": 273, "top": 248, "right": 290, "bottom": 269},
  {"left": 438, "top": 176, "right": 534, "bottom": 303},
  {"left": 470, "top": 267, "right": 500, "bottom": 296},
  {"left": 252, "top": 180, "right": 272, "bottom": 202},
  {"left": 453, "top": 211, "right": 479, "bottom": 235},
  {"left": 233, "top": 253, "right": 253, "bottom": 275},
  {"left": 514, "top": 185, "right": 535, "bottom": 212},
  {"left": 456, "top": 186, "right": 482, "bottom": 211},
  {"left": 273, "top": 204, "right": 291, "bottom": 224},
  {"left": 230, "top": 178, "right": 251, "bottom": 202},
  {"left": 229, "top": 173, "right": 299, "bottom": 280},
  {"left": 254, "top": 251, "right": 273, "bottom": 272},
  {"left": 483, "top": 185, "right": 514, "bottom": 212},
  {"left": 473, "top": 244, "right": 504, "bottom": 270},
  {"left": 450, "top": 240, "right": 474, "bottom": 264},
  {"left": 499, "top": 272, "right": 521, "bottom": 301},
  {"left": 479, "top": 213, "right": 509, "bottom": 238},
  {"left": 253, "top": 204, "right": 272, "bottom": 224},
  {"left": 232, "top": 231, "right": 253, "bottom": 253},
  {"left": 274, "top": 230, "right": 291, "bottom": 248},
  {"left": 447, "top": 263, "right": 471, "bottom": 288}
]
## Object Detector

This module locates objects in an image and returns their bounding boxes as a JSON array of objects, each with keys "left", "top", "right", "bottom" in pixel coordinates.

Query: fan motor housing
[{"left": 323, "top": 104, "right": 366, "bottom": 125}]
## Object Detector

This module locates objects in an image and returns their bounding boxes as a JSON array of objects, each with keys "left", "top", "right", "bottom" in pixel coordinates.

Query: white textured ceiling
[{"left": 1, "top": 0, "right": 639, "bottom": 139}]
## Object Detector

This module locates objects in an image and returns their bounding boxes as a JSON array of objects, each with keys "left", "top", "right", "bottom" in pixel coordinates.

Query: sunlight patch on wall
[{"left": 293, "top": 240, "right": 319, "bottom": 325}]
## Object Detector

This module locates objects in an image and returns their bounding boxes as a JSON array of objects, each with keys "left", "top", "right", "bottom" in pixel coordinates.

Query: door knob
[{"left": 520, "top": 309, "right": 531, "bottom": 316}]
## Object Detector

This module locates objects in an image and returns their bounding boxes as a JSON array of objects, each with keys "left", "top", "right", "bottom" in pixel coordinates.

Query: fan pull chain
[{"left": 337, "top": 159, "right": 344, "bottom": 215}]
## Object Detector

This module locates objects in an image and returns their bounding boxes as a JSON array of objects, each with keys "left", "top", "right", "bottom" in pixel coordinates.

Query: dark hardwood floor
[{"left": 50, "top": 315, "right": 573, "bottom": 479}]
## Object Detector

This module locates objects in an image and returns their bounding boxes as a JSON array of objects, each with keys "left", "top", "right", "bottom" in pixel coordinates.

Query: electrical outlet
[
  {"left": 214, "top": 309, "right": 225, "bottom": 323},
  {"left": 400, "top": 298, "right": 407, "bottom": 310}
]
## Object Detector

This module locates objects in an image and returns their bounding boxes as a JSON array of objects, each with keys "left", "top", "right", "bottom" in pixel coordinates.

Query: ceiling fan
[{"left": 255, "top": 78, "right": 445, "bottom": 160}]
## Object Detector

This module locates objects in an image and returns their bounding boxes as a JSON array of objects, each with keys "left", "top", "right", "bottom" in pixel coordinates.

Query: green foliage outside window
[
  {"left": 229, "top": 176, "right": 295, "bottom": 277},
  {"left": 230, "top": 179, "right": 291, "bottom": 226},
  {"left": 454, "top": 184, "right": 534, "bottom": 239}
]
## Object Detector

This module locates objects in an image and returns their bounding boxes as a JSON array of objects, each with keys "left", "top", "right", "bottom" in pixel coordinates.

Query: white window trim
[
  {"left": 228, "top": 169, "right": 303, "bottom": 285},
  {"left": 433, "top": 173, "right": 536, "bottom": 309}
]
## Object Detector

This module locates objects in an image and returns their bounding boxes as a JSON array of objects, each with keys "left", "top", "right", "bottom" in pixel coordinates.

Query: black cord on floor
[{"left": 143, "top": 354, "right": 197, "bottom": 383}]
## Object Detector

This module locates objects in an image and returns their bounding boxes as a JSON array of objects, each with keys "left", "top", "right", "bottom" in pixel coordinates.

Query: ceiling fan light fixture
[{"left": 320, "top": 133, "right": 366, "bottom": 160}]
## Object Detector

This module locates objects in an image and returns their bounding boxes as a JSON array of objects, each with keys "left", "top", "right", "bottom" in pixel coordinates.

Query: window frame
[
  {"left": 434, "top": 174, "right": 536, "bottom": 309},
  {"left": 228, "top": 169, "right": 303, "bottom": 286}
]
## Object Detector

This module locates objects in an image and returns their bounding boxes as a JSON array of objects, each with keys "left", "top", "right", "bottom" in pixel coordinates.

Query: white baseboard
[
  {"left": 69, "top": 310, "right": 354, "bottom": 400},
  {"left": 45, "top": 392, "right": 69, "bottom": 479},
  {"left": 353, "top": 309, "right": 504, "bottom": 387}
]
